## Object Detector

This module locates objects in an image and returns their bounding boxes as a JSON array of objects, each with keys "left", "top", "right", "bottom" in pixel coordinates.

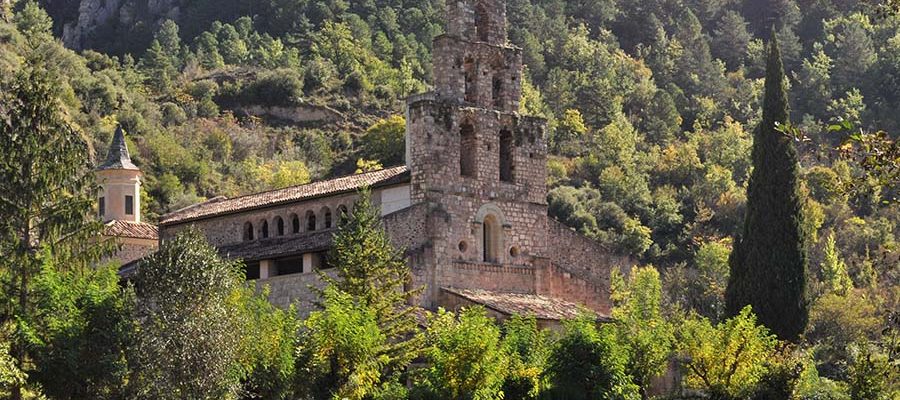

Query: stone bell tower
[
  {"left": 406, "top": 0, "right": 550, "bottom": 308},
  {"left": 96, "top": 125, "right": 143, "bottom": 223}
]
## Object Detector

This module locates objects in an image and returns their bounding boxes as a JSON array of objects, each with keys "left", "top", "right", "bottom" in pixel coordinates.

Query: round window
[
  {"left": 509, "top": 246, "right": 520, "bottom": 258},
  {"left": 458, "top": 241, "right": 468, "bottom": 253}
]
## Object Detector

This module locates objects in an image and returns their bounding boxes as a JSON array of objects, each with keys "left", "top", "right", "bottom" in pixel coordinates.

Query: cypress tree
[{"left": 725, "top": 32, "right": 809, "bottom": 342}]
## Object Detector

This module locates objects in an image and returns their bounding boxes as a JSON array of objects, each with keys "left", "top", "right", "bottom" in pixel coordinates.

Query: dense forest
[{"left": 0, "top": 0, "right": 898, "bottom": 398}]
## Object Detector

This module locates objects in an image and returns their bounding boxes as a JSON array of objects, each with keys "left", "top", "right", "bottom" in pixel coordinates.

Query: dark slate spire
[{"left": 98, "top": 125, "right": 139, "bottom": 171}]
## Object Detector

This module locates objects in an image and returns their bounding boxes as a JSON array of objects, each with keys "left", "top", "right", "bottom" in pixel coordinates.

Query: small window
[
  {"left": 243, "top": 222, "right": 255, "bottom": 241},
  {"left": 460, "top": 122, "right": 477, "bottom": 177},
  {"left": 475, "top": 3, "right": 490, "bottom": 42},
  {"left": 500, "top": 129, "right": 515, "bottom": 183},
  {"left": 306, "top": 211, "right": 317, "bottom": 232},
  {"left": 323, "top": 208, "right": 332, "bottom": 229},
  {"left": 125, "top": 195, "right": 134, "bottom": 215},
  {"left": 492, "top": 76, "right": 503, "bottom": 108},
  {"left": 99, "top": 197, "right": 105, "bottom": 217},
  {"left": 464, "top": 57, "right": 477, "bottom": 103},
  {"left": 261, "top": 220, "right": 269, "bottom": 239},
  {"left": 275, "top": 216, "right": 285, "bottom": 236},
  {"left": 337, "top": 205, "right": 349, "bottom": 225},
  {"left": 291, "top": 214, "right": 301, "bottom": 234}
]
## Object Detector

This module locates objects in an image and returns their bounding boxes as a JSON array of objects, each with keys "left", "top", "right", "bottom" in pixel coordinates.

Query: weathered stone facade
[{"left": 157, "top": 0, "right": 627, "bottom": 320}]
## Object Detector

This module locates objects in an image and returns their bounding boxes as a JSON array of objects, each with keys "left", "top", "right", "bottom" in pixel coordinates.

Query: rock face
[{"left": 59, "top": 0, "right": 180, "bottom": 50}]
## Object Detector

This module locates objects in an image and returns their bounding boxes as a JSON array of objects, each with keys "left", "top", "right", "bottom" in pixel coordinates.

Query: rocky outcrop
[{"left": 59, "top": 0, "right": 181, "bottom": 50}]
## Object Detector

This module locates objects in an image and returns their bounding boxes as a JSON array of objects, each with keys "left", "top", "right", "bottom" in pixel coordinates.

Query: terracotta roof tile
[
  {"left": 104, "top": 220, "right": 159, "bottom": 240},
  {"left": 160, "top": 166, "right": 410, "bottom": 225},
  {"left": 442, "top": 287, "right": 611, "bottom": 322}
]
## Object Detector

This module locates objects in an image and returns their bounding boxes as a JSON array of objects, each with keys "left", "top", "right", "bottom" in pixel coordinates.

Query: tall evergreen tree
[
  {"left": 725, "top": 33, "right": 809, "bottom": 342},
  {"left": 0, "top": 63, "right": 111, "bottom": 400},
  {"left": 321, "top": 188, "right": 423, "bottom": 378}
]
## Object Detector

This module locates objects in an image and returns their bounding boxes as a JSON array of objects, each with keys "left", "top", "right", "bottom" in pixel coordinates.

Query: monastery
[{"left": 100, "top": 0, "right": 627, "bottom": 324}]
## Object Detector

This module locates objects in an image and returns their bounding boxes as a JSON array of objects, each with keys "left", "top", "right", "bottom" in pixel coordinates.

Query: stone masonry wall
[
  {"left": 432, "top": 37, "right": 523, "bottom": 112},
  {"left": 406, "top": 102, "right": 547, "bottom": 206},
  {"left": 544, "top": 219, "right": 633, "bottom": 314},
  {"left": 445, "top": 0, "right": 508, "bottom": 46}
]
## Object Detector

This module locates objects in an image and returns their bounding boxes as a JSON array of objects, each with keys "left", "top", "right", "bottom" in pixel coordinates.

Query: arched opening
[
  {"left": 460, "top": 122, "right": 477, "bottom": 177},
  {"left": 260, "top": 220, "right": 269, "bottom": 239},
  {"left": 492, "top": 75, "right": 503, "bottom": 108},
  {"left": 475, "top": 3, "right": 490, "bottom": 42},
  {"left": 243, "top": 222, "right": 254, "bottom": 241},
  {"left": 291, "top": 213, "right": 300, "bottom": 234},
  {"left": 323, "top": 207, "right": 333, "bottom": 229},
  {"left": 275, "top": 216, "right": 285, "bottom": 236},
  {"left": 306, "top": 210, "right": 317, "bottom": 232},
  {"left": 483, "top": 214, "right": 501, "bottom": 263},
  {"left": 337, "top": 205, "right": 349, "bottom": 225},
  {"left": 499, "top": 129, "right": 515, "bottom": 183},
  {"left": 463, "top": 57, "right": 477, "bottom": 103}
]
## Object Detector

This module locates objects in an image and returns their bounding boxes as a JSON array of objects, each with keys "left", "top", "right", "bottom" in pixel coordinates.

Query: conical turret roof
[{"left": 98, "top": 125, "right": 139, "bottom": 171}]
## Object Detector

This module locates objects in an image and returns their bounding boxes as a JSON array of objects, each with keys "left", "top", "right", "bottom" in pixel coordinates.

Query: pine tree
[
  {"left": 140, "top": 40, "right": 175, "bottom": 93},
  {"left": 322, "top": 189, "right": 423, "bottom": 377},
  {"left": 0, "top": 63, "right": 111, "bottom": 400},
  {"left": 821, "top": 233, "right": 853, "bottom": 295},
  {"left": 725, "top": 33, "right": 809, "bottom": 342}
]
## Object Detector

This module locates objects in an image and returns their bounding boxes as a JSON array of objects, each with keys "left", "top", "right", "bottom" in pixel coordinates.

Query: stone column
[{"left": 260, "top": 259, "right": 274, "bottom": 279}]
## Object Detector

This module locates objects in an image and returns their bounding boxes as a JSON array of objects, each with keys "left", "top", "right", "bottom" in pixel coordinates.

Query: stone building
[
  {"left": 159, "top": 0, "right": 627, "bottom": 324},
  {"left": 97, "top": 126, "right": 159, "bottom": 266}
]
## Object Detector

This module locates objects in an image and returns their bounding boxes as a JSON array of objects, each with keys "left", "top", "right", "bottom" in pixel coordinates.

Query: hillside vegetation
[{"left": 0, "top": 1, "right": 898, "bottom": 398}]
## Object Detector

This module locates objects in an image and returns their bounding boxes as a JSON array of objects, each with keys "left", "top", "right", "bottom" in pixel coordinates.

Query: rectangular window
[
  {"left": 99, "top": 197, "right": 105, "bottom": 217},
  {"left": 125, "top": 195, "right": 134, "bottom": 215},
  {"left": 275, "top": 257, "right": 303, "bottom": 276},
  {"left": 244, "top": 261, "right": 261, "bottom": 280}
]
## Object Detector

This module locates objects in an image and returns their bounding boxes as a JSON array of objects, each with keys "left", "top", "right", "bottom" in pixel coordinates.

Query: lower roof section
[
  {"left": 441, "top": 287, "right": 611, "bottom": 322},
  {"left": 104, "top": 220, "right": 159, "bottom": 240}
]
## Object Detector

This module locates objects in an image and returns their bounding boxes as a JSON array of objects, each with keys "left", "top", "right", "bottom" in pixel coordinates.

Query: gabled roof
[
  {"left": 160, "top": 166, "right": 411, "bottom": 226},
  {"left": 97, "top": 126, "right": 140, "bottom": 171},
  {"left": 104, "top": 220, "right": 159, "bottom": 240},
  {"left": 442, "top": 287, "right": 611, "bottom": 322}
]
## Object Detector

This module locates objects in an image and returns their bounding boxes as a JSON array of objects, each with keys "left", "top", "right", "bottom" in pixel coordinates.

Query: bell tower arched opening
[
  {"left": 475, "top": 3, "right": 490, "bottom": 42},
  {"left": 460, "top": 122, "right": 477, "bottom": 177}
]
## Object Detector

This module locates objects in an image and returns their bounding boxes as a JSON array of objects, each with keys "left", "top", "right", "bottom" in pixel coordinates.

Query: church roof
[
  {"left": 104, "top": 220, "right": 159, "bottom": 240},
  {"left": 442, "top": 287, "right": 612, "bottom": 322},
  {"left": 97, "top": 126, "right": 140, "bottom": 171},
  {"left": 160, "top": 166, "right": 411, "bottom": 226}
]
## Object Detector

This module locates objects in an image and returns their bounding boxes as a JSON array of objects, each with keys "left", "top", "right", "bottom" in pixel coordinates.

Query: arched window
[
  {"left": 260, "top": 220, "right": 269, "bottom": 239},
  {"left": 475, "top": 3, "right": 490, "bottom": 42},
  {"left": 492, "top": 76, "right": 503, "bottom": 108},
  {"left": 275, "top": 216, "right": 285, "bottom": 236},
  {"left": 499, "top": 129, "right": 515, "bottom": 183},
  {"left": 243, "top": 222, "right": 254, "bottom": 241},
  {"left": 483, "top": 214, "right": 501, "bottom": 263},
  {"left": 323, "top": 207, "right": 333, "bottom": 229},
  {"left": 460, "top": 122, "right": 477, "bottom": 177},
  {"left": 291, "top": 214, "right": 301, "bottom": 234},
  {"left": 306, "top": 210, "right": 317, "bottom": 232},
  {"left": 464, "top": 57, "right": 477, "bottom": 103},
  {"left": 337, "top": 205, "right": 349, "bottom": 225}
]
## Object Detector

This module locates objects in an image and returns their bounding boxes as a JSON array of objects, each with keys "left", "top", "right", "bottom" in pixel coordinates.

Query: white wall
[{"left": 380, "top": 184, "right": 411, "bottom": 216}]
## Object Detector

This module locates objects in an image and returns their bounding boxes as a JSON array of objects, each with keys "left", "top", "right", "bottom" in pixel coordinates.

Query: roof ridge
[
  {"left": 159, "top": 165, "right": 411, "bottom": 225},
  {"left": 215, "top": 165, "right": 408, "bottom": 205}
]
